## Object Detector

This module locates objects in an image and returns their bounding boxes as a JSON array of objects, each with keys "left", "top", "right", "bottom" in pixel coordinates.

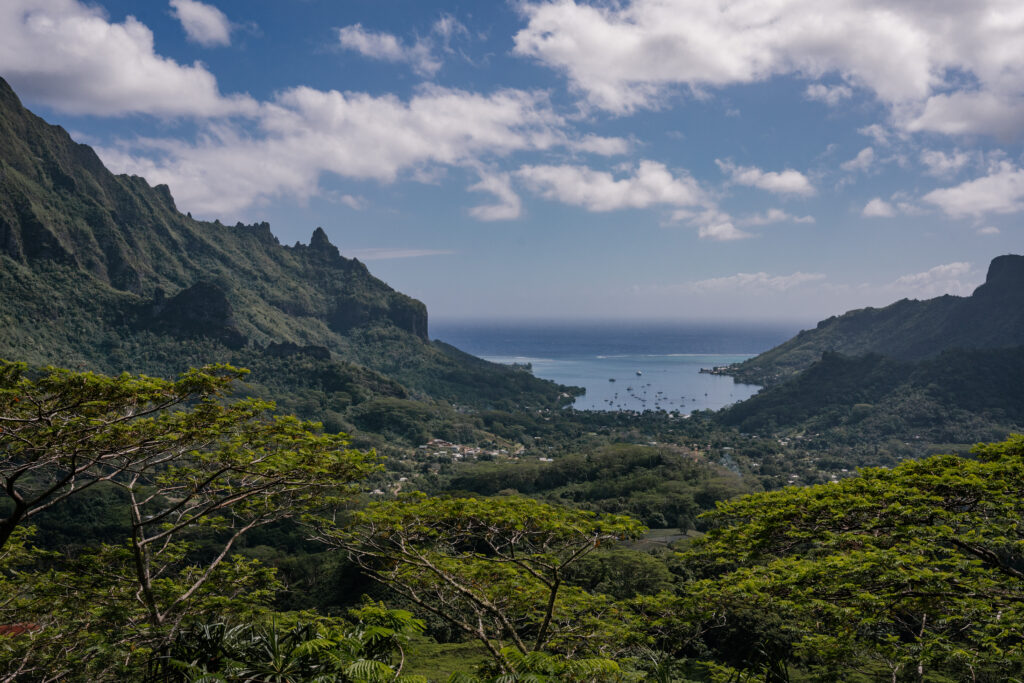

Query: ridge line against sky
[{"left": 0, "top": 0, "right": 1019, "bottom": 322}]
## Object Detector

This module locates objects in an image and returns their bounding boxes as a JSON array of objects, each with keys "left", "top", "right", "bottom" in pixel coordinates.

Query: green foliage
[
  {"left": 326, "top": 493, "right": 645, "bottom": 670},
  {"left": 720, "top": 348, "right": 1024, "bottom": 443},
  {"left": 0, "top": 528, "right": 282, "bottom": 681},
  {"left": 671, "top": 435, "right": 1024, "bottom": 680},
  {"left": 450, "top": 646, "right": 640, "bottom": 682},
  {"left": 150, "top": 605, "right": 427, "bottom": 682},
  {"left": 0, "top": 360, "right": 376, "bottom": 553},
  {"left": 444, "top": 444, "right": 756, "bottom": 530},
  {"left": 562, "top": 547, "right": 676, "bottom": 599},
  {"left": 0, "top": 361, "right": 378, "bottom": 680}
]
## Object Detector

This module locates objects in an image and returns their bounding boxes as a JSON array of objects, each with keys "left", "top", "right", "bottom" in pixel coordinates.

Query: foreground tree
[
  {"left": 322, "top": 493, "right": 645, "bottom": 671},
  {"left": 0, "top": 361, "right": 377, "bottom": 679},
  {"left": 675, "top": 434, "right": 1024, "bottom": 682},
  {"left": 147, "top": 603, "right": 428, "bottom": 682}
]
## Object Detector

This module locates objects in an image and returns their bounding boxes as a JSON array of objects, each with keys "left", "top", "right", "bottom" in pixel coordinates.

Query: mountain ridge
[
  {"left": 0, "top": 75, "right": 573, "bottom": 412},
  {"left": 728, "top": 254, "right": 1024, "bottom": 385}
]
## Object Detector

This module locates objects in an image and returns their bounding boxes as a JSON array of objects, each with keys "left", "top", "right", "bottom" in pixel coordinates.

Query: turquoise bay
[{"left": 432, "top": 321, "right": 801, "bottom": 413}]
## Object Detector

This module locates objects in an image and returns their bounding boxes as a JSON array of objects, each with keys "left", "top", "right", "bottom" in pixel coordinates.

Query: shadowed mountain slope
[{"left": 729, "top": 255, "right": 1024, "bottom": 386}]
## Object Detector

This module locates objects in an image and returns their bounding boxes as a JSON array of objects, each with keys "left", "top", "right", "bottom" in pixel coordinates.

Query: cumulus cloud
[
  {"left": 513, "top": 0, "right": 1024, "bottom": 136},
  {"left": 100, "top": 85, "right": 567, "bottom": 216},
  {"left": 0, "top": 0, "right": 254, "bottom": 117},
  {"left": 903, "top": 91, "right": 1024, "bottom": 138},
  {"left": 885, "top": 262, "right": 976, "bottom": 298},
  {"left": 693, "top": 214, "right": 752, "bottom": 241},
  {"left": 512, "top": 161, "right": 754, "bottom": 239},
  {"left": 335, "top": 194, "right": 366, "bottom": 210},
  {"left": 336, "top": 15, "right": 472, "bottom": 77},
  {"left": 169, "top": 0, "right": 231, "bottom": 47},
  {"left": 805, "top": 83, "right": 853, "bottom": 106},
  {"left": 468, "top": 171, "right": 522, "bottom": 221},
  {"left": 716, "top": 160, "right": 815, "bottom": 196},
  {"left": 977, "top": 226, "right": 1000, "bottom": 235},
  {"left": 840, "top": 147, "right": 875, "bottom": 172},
  {"left": 572, "top": 134, "right": 631, "bottom": 156},
  {"left": 858, "top": 124, "right": 892, "bottom": 147},
  {"left": 862, "top": 197, "right": 896, "bottom": 217},
  {"left": 516, "top": 161, "right": 704, "bottom": 212},
  {"left": 920, "top": 149, "right": 970, "bottom": 177},
  {"left": 922, "top": 162, "right": 1024, "bottom": 218},
  {"left": 737, "top": 208, "right": 815, "bottom": 227},
  {"left": 684, "top": 271, "right": 826, "bottom": 293},
  {"left": 337, "top": 24, "right": 440, "bottom": 76}
]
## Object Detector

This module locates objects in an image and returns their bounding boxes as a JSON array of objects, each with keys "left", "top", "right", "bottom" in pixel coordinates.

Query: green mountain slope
[
  {"left": 0, "top": 76, "right": 573, "bottom": 413},
  {"left": 716, "top": 258, "right": 1024, "bottom": 443},
  {"left": 720, "top": 347, "right": 1024, "bottom": 442},
  {"left": 729, "top": 255, "right": 1024, "bottom": 385}
]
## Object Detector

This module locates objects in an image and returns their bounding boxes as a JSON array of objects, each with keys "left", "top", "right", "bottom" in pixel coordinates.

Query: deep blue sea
[{"left": 432, "top": 321, "right": 801, "bottom": 413}]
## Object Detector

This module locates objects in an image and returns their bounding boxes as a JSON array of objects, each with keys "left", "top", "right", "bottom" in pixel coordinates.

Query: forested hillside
[
  {"left": 3, "top": 361, "right": 1023, "bottom": 681},
  {"left": 721, "top": 346, "right": 1024, "bottom": 442},
  {"left": 0, "top": 76, "right": 573, "bottom": 413}
]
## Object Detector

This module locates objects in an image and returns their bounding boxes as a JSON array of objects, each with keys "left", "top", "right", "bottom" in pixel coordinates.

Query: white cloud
[
  {"left": 572, "top": 134, "right": 630, "bottom": 156},
  {"left": 903, "top": 91, "right": 1024, "bottom": 138},
  {"left": 737, "top": 208, "right": 815, "bottom": 227},
  {"left": 344, "top": 248, "right": 454, "bottom": 260},
  {"left": 977, "top": 226, "right": 1000, "bottom": 235},
  {"left": 922, "top": 162, "right": 1024, "bottom": 218},
  {"left": 840, "top": 147, "right": 875, "bottom": 172},
  {"left": 513, "top": 161, "right": 753, "bottom": 239},
  {"left": 432, "top": 14, "right": 469, "bottom": 48},
  {"left": 717, "top": 160, "right": 815, "bottom": 196},
  {"left": 337, "top": 24, "right": 405, "bottom": 61},
  {"left": 862, "top": 197, "right": 896, "bottom": 217},
  {"left": 885, "top": 262, "right": 976, "bottom": 298},
  {"left": 468, "top": 171, "right": 522, "bottom": 221},
  {"left": 517, "top": 161, "right": 704, "bottom": 212},
  {"left": 337, "top": 24, "right": 441, "bottom": 76},
  {"left": 684, "top": 271, "right": 826, "bottom": 293},
  {"left": 169, "top": 0, "right": 231, "bottom": 47},
  {"left": 336, "top": 194, "right": 366, "bottom": 210},
  {"left": 100, "top": 86, "right": 567, "bottom": 216},
  {"left": 514, "top": 0, "right": 1024, "bottom": 136},
  {"left": 858, "top": 124, "right": 892, "bottom": 147},
  {"left": 889, "top": 191, "right": 926, "bottom": 217},
  {"left": 805, "top": 83, "right": 852, "bottom": 106},
  {"left": 671, "top": 208, "right": 752, "bottom": 241},
  {"left": 695, "top": 217, "right": 752, "bottom": 241},
  {"left": 0, "top": 0, "right": 254, "bottom": 116},
  {"left": 919, "top": 149, "right": 970, "bottom": 177}
]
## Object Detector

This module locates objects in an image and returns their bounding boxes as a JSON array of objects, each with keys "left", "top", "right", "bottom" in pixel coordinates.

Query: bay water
[{"left": 433, "top": 321, "right": 800, "bottom": 413}]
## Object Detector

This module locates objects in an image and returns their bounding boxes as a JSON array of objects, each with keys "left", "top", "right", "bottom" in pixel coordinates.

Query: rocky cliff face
[
  {"left": 137, "top": 281, "right": 247, "bottom": 349},
  {"left": 973, "top": 254, "right": 1024, "bottom": 302}
]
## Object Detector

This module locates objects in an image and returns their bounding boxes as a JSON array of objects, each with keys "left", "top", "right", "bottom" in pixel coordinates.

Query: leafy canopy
[{"left": 324, "top": 493, "right": 645, "bottom": 670}]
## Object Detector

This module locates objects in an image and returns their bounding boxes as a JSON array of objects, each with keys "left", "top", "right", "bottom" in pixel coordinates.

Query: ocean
[{"left": 432, "top": 321, "right": 801, "bottom": 413}]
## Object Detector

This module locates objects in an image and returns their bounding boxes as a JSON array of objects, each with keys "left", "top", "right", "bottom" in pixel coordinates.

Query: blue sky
[{"left": 2, "top": 0, "right": 1021, "bottom": 324}]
